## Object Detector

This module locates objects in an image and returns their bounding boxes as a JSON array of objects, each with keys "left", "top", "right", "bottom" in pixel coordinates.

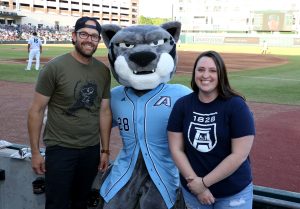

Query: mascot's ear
[
  {"left": 101, "top": 24, "right": 122, "bottom": 48},
  {"left": 160, "top": 21, "right": 181, "bottom": 43}
]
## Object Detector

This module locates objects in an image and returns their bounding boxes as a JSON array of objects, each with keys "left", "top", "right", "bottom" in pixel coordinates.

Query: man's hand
[
  {"left": 99, "top": 153, "right": 109, "bottom": 172},
  {"left": 31, "top": 153, "right": 46, "bottom": 175}
]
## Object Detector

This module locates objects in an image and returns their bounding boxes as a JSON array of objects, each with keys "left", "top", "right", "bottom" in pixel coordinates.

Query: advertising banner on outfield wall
[{"left": 224, "top": 37, "right": 259, "bottom": 44}]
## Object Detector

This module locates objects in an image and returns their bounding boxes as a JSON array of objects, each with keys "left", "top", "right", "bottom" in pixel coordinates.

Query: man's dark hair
[
  {"left": 74, "top": 16, "right": 101, "bottom": 34},
  {"left": 72, "top": 16, "right": 102, "bottom": 45}
]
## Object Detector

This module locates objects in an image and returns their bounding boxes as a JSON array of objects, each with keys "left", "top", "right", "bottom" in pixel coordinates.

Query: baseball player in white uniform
[{"left": 26, "top": 32, "right": 42, "bottom": 70}]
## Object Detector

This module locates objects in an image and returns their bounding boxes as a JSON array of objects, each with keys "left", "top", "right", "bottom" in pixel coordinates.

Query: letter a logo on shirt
[
  {"left": 154, "top": 96, "right": 171, "bottom": 107},
  {"left": 188, "top": 122, "right": 217, "bottom": 153}
]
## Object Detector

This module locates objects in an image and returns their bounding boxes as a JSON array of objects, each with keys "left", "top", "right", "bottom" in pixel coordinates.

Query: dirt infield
[
  {"left": 1, "top": 51, "right": 288, "bottom": 73},
  {"left": 177, "top": 51, "right": 289, "bottom": 73},
  {"left": 0, "top": 51, "right": 299, "bottom": 193}
]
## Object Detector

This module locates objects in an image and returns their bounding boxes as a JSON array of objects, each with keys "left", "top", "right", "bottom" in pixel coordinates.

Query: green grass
[
  {"left": 1, "top": 44, "right": 300, "bottom": 105},
  {"left": 229, "top": 56, "right": 300, "bottom": 104},
  {"left": 171, "top": 61, "right": 300, "bottom": 105},
  {"left": 180, "top": 44, "right": 300, "bottom": 55},
  {"left": 0, "top": 44, "right": 107, "bottom": 59},
  {"left": 0, "top": 63, "right": 40, "bottom": 83},
  {"left": 169, "top": 54, "right": 300, "bottom": 105}
]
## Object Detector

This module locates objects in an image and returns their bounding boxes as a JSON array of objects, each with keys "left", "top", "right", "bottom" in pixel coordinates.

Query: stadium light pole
[{"left": 171, "top": 3, "right": 174, "bottom": 21}]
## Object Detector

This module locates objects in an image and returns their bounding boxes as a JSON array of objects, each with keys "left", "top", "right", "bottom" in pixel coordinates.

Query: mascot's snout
[{"left": 129, "top": 51, "right": 157, "bottom": 68}]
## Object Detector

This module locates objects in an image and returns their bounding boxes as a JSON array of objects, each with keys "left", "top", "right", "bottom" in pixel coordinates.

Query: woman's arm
[
  {"left": 168, "top": 131, "right": 198, "bottom": 180},
  {"left": 168, "top": 131, "right": 215, "bottom": 204},
  {"left": 201, "top": 135, "right": 254, "bottom": 188}
]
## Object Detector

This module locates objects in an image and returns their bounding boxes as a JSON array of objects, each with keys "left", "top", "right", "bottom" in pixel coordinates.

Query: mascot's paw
[{"left": 101, "top": 22, "right": 181, "bottom": 90}]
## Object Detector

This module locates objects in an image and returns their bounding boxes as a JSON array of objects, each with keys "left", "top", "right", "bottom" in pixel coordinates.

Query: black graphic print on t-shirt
[{"left": 66, "top": 81, "right": 98, "bottom": 116}]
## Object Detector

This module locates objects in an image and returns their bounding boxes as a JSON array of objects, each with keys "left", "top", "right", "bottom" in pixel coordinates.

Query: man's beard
[{"left": 74, "top": 41, "right": 97, "bottom": 58}]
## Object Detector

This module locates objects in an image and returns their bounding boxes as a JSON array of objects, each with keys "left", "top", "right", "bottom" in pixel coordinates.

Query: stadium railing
[{"left": 253, "top": 185, "right": 300, "bottom": 209}]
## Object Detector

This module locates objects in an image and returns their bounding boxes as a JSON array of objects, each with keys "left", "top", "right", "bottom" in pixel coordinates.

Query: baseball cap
[{"left": 74, "top": 16, "right": 101, "bottom": 34}]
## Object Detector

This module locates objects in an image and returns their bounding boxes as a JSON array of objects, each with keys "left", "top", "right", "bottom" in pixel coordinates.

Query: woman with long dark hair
[{"left": 168, "top": 51, "right": 255, "bottom": 209}]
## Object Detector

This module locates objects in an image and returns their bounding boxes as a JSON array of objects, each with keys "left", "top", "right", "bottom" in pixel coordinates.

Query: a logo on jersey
[{"left": 154, "top": 96, "right": 171, "bottom": 107}]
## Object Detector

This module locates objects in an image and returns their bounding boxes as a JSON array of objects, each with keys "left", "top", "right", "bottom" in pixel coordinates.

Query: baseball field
[{"left": 0, "top": 43, "right": 299, "bottom": 193}]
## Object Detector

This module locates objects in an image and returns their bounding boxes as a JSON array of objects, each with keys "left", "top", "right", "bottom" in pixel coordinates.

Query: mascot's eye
[
  {"left": 119, "top": 43, "right": 135, "bottom": 48},
  {"left": 150, "top": 39, "right": 165, "bottom": 46}
]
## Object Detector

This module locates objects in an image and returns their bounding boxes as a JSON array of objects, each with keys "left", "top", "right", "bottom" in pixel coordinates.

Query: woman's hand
[
  {"left": 197, "top": 189, "right": 215, "bottom": 205},
  {"left": 186, "top": 176, "right": 206, "bottom": 195},
  {"left": 187, "top": 176, "right": 215, "bottom": 205}
]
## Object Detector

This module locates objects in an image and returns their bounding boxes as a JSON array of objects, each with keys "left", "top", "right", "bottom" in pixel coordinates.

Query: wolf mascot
[{"left": 99, "top": 22, "right": 191, "bottom": 209}]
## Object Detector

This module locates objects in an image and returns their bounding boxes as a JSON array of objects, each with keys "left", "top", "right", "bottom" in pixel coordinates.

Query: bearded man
[{"left": 28, "top": 16, "right": 112, "bottom": 209}]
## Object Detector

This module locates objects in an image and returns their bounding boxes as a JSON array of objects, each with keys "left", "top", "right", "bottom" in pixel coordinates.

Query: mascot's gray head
[{"left": 101, "top": 21, "right": 181, "bottom": 90}]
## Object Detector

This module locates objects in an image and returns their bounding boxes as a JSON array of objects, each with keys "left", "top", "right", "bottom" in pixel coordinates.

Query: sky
[{"left": 139, "top": 0, "right": 174, "bottom": 18}]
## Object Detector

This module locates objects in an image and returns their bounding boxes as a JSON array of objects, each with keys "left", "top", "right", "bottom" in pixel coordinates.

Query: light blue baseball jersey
[{"left": 100, "top": 83, "right": 192, "bottom": 209}]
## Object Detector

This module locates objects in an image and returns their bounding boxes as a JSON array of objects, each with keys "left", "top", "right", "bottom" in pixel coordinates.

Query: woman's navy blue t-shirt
[{"left": 167, "top": 92, "right": 255, "bottom": 198}]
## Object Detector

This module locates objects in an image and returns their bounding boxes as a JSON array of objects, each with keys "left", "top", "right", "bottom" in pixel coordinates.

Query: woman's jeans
[{"left": 182, "top": 182, "right": 253, "bottom": 209}]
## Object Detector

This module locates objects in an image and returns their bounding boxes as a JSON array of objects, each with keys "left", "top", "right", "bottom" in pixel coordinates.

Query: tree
[{"left": 138, "top": 16, "right": 171, "bottom": 25}]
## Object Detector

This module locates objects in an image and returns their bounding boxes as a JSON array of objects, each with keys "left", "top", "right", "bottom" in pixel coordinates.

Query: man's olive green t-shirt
[{"left": 36, "top": 53, "right": 111, "bottom": 148}]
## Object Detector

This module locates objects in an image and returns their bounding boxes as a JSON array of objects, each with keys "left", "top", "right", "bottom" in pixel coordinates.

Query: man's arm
[
  {"left": 27, "top": 43, "right": 30, "bottom": 53},
  {"left": 98, "top": 98, "right": 112, "bottom": 171},
  {"left": 28, "top": 92, "right": 50, "bottom": 174}
]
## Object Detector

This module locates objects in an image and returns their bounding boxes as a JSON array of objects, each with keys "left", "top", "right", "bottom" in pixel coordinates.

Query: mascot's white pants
[{"left": 27, "top": 49, "right": 40, "bottom": 70}]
